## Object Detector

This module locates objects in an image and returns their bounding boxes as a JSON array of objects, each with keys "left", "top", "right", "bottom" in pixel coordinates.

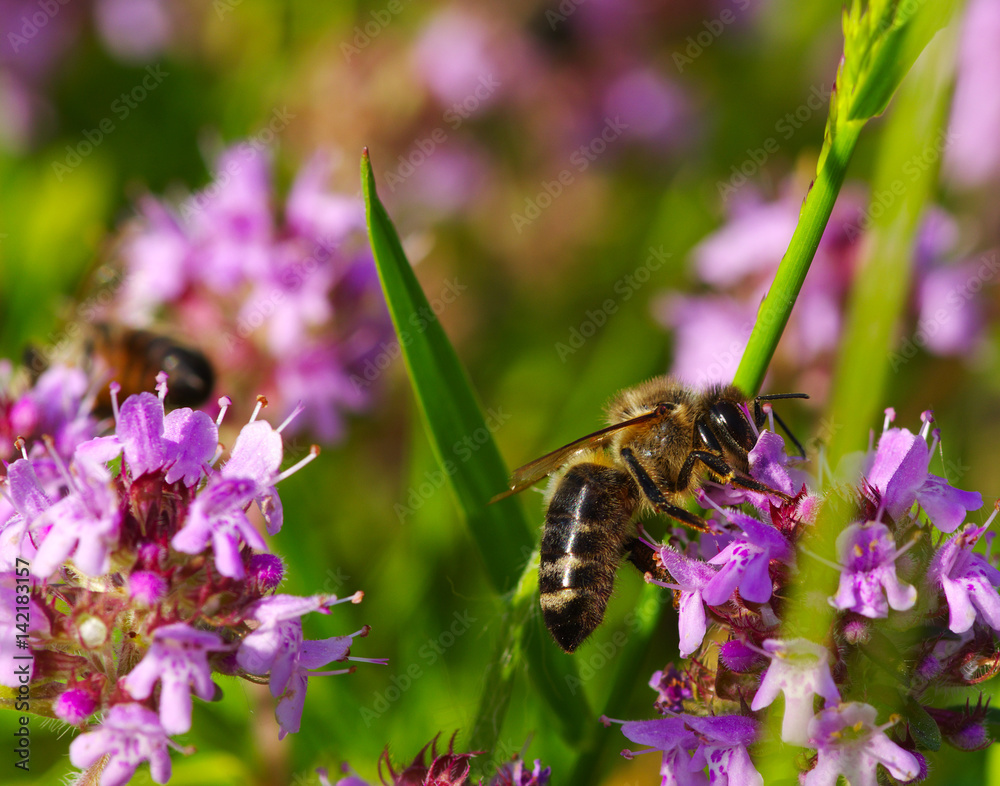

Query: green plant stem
[
  {"left": 733, "top": 120, "right": 863, "bottom": 398},
  {"left": 361, "top": 150, "right": 592, "bottom": 756},
  {"left": 757, "top": 9, "right": 962, "bottom": 785}
]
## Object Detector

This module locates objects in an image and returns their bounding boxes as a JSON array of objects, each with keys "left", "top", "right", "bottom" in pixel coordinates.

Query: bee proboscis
[{"left": 493, "top": 376, "right": 807, "bottom": 653}]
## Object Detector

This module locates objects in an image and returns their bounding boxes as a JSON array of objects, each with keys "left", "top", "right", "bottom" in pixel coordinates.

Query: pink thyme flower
[
  {"left": 749, "top": 638, "right": 840, "bottom": 745},
  {"left": 804, "top": 703, "right": 919, "bottom": 786},
  {"left": 236, "top": 592, "right": 383, "bottom": 737},
  {"left": 828, "top": 521, "right": 917, "bottom": 618},
  {"left": 866, "top": 417, "right": 982, "bottom": 533},
  {"left": 652, "top": 545, "right": 718, "bottom": 657},
  {"left": 29, "top": 450, "right": 122, "bottom": 578},
  {"left": 0, "top": 458, "right": 52, "bottom": 569},
  {"left": 3, "top": 376, "right": 379, "bottom": 784},
  {"left": 928, "top": 520, "right": 1000, "bottom": 634},
  {"left": 77, "top": 385, "right": 218, "bottom": 487},
  {"left": 69, "top": 703, "right": 174, "bottom": 786},
  {"left": 702, "top": 509, "right": 793, "bottom": 606},
  {"left": 618, "top": 713, "right": 762, "bottom": 786},
  {"left": 123, "top": 622, "right": 229, "bottom": 734}
]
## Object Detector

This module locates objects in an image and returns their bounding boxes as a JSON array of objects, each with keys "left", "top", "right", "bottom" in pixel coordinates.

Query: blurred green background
[{"left": 2, "top": 0, "right": 999, "bottom": 783}]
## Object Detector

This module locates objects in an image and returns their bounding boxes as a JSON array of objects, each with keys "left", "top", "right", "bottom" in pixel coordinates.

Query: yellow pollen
[{"left": 853, "top": 544, "right": 864, "bottom": 558}]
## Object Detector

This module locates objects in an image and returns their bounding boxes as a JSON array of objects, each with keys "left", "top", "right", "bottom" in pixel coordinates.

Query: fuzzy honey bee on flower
[{"left": 493, "top": 376, "right": 807, "bottom": 652}]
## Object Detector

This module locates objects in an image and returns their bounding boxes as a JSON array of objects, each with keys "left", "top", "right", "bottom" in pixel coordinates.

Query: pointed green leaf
[
  {"left": 361, "top": 150, "right": 592, "bottom": 745},
  {"left": 360, "top": 148, "right": 533, "bottom": 592}
]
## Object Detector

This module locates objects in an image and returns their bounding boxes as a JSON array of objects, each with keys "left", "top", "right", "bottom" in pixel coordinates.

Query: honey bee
[
  {"left": 493, "top": 377, "right": 806, "bottom": 653},
  {"left": 28, "top": 324, "right": 215, "bottom": 412}
]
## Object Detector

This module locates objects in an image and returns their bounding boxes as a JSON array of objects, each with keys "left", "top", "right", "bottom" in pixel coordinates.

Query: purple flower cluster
[
  {"left": 0, "top": 376, "right": 382, "bottom": 786},
  {"left": 106, "top": 142, "right": 392, "bottom": 443},
  {"left": 611, "top": 408, "right": 996, "bottom": 783}
]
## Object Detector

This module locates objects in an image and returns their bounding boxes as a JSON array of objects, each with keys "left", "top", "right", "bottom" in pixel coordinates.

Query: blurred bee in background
[
  {"left": 84, "top": 323, "right": 215, "bottom": 411},
  {"left": 23, "top": 259, "right": 215, "bottom": 413},
  {"left": 26, "top": 323, "right": 215, "bottom": 414},
  {"left": 494, "top": 377, "right": 806, "bottom": 653}
]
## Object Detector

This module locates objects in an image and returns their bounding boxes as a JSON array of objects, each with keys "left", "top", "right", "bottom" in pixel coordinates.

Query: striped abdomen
[{"left": 539, "top": 463, "right": 639, "bottom": 652}]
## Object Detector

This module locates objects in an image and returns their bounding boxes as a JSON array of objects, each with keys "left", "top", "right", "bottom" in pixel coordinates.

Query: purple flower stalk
[
  {"left": 613, "top": 409, "right": 997, "bottom": 785},
  {"left": 1, "top": 377, "right": 382, "bottom": 785}
]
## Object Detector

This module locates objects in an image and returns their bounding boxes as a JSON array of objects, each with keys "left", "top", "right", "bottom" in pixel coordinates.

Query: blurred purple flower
[
  {"left": 749, "top": 638, "right": 840, "bottom": 745},
  {"left": 805, "top": 703, "right": 919, "bottom": 786},
  {"left": 412, "top": 8, "right": 505, "bottom": 107},
  {"left": 916, "top": 261, "right": 985, "bottom": 356},
  {"left": 94, "top": 0, "right": 171, "bottom": 62},
  {"left": 112, "top": 143, "right": 391, "bottom": 443},
  {"left": 602, "top": 67, "right": 689, "bottom": 146},
  {"left": 945, "top": 0, "right": 1000, "bottom": 188}
]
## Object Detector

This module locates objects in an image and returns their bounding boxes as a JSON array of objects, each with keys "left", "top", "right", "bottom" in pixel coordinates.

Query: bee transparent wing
[{"left": 489, "top": 409, "right": 661, "bottom": 503}]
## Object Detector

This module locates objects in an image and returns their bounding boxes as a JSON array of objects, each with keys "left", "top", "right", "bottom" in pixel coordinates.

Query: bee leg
[
  {"left": 675, "top": 448, "right": 736, "bottom": 492},
  {"left": 727, "top": 473, "right": 794, "bottom": 502},
  {"left": 619, "top": 448, "right": 711, "bottom": 532},
  {"left": 678, "top": 448, "right": 794, "bottom": 503}
]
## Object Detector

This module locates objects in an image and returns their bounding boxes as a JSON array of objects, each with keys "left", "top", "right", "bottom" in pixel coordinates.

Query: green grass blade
[
  {"left": 361, "top": 148, "right": 533, "bottom": 592},
  {"left": 361, "top": 150, "right": 592, "bottom": 748}
]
